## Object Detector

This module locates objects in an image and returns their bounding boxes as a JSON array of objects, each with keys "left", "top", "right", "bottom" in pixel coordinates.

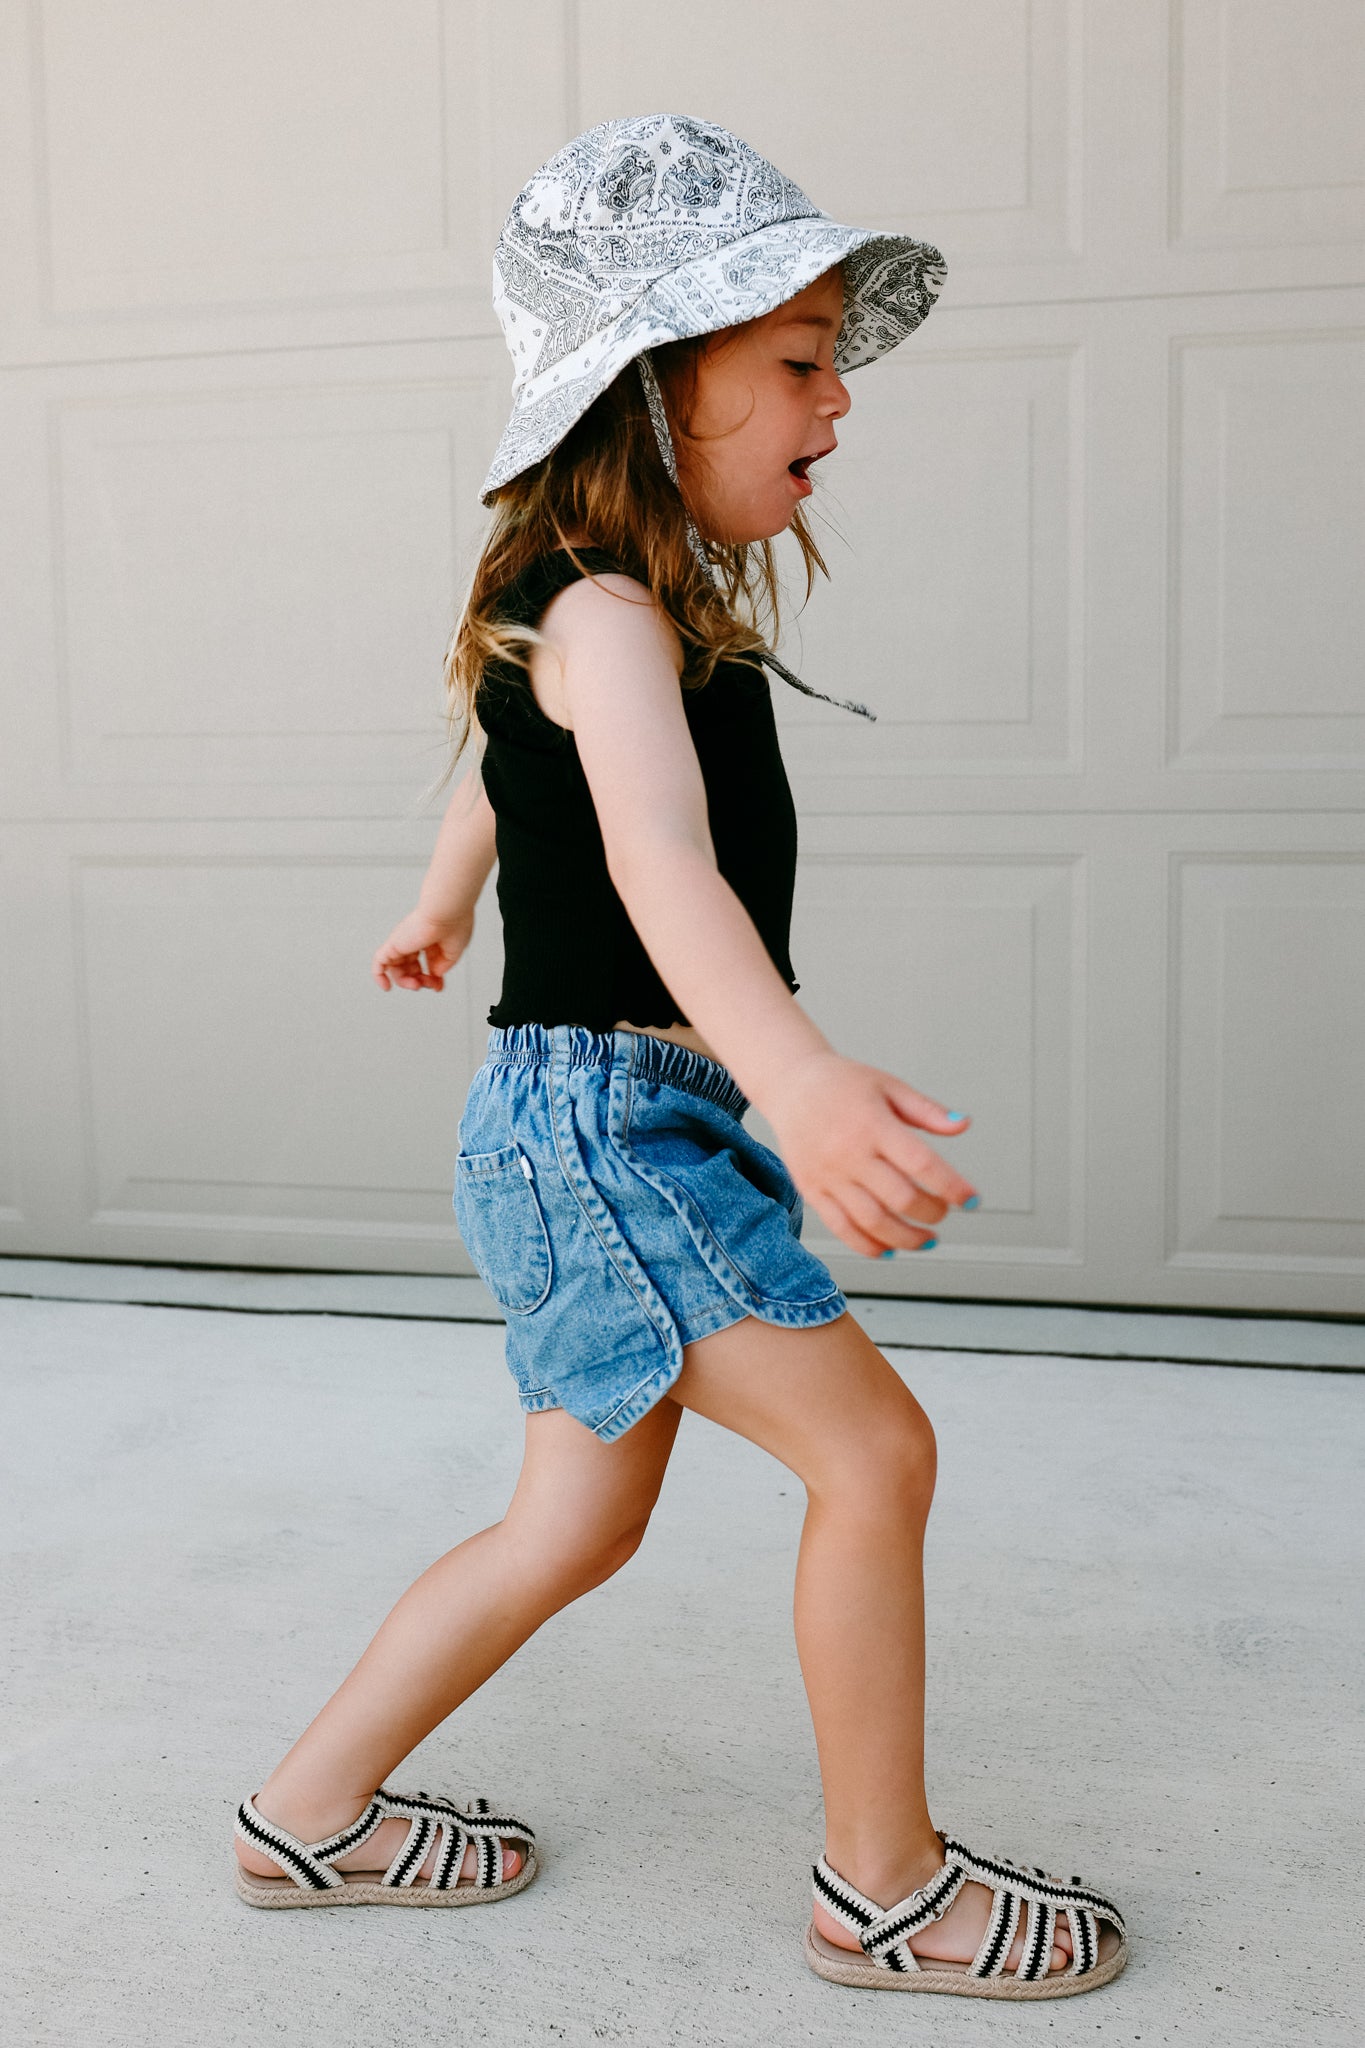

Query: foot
[
  {"left": 812, "top": 1839, "right": 1074, "bottom": 1976},
  {"left": 234, "top": 1792, "right": 524, "bottom": 1887}
]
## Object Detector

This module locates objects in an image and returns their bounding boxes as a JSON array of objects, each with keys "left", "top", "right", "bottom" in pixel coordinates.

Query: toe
[
  {"left": 1002, "top": 1922, "right": 1072, "bottom": 1976},
  {"left": 455, "top": 1839, "right": 521, "bottom": 1883}
]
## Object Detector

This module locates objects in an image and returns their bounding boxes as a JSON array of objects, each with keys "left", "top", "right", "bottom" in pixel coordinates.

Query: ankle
[
  {"left": 252, "top": 1780, "right": 374, "bottom": 1845},
  {"left": 823, "top": 1830, "right": 945, "bottom": 1909}
]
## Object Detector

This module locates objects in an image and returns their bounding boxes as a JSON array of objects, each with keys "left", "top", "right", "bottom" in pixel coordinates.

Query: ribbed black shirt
[{"left": 478, "top": 548, "right": 801, "bottom": 1031}]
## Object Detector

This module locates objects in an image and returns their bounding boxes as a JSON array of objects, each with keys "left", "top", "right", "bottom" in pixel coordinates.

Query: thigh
[
  {"left": 503, "top": 1394, "right": 683, "bottom": 1553},
  {"left": 666, "top": 1310, "right": 934, "bottom": 1496}
]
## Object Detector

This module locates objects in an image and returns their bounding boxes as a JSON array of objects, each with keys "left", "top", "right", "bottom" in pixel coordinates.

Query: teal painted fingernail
[
  {"left": 879, "top": 1248, "right": 896, "bottom": 1259},
  {"left": 962, "top": 1194, "right": 980, "bottom": 1211},
  {"left": 947, "top": 1109, "right": 968, "bottom": 1121},
  {"left": 916, "top": 1237, "right": 938, "bottom": 1251}
]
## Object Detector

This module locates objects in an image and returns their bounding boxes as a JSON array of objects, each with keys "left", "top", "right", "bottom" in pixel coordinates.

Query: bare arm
[
  {"left": 544, "top": 573, "right": 978, "bottom": 1258},
  {"left": 371, "top": 758, "right": 497, "bottom": 991},
  {"left": 418, "top": 758, "right": 498, "bottom": 924}
]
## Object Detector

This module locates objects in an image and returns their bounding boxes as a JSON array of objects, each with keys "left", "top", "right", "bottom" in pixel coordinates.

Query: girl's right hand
[
  {"left": 371, "top": 907, "right": 473, "bottom": 992},
  {"left": 762, "top": 1049, "right": 978, "bottom": 1259}
]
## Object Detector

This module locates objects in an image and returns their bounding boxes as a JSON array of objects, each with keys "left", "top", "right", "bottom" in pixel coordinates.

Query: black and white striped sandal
[
  {"left": 233, "top": 1787, "right": 538, "bottom": 1908},
  {"left": 806, "top": 1831, "right": 1128, "bottom": 1998}
]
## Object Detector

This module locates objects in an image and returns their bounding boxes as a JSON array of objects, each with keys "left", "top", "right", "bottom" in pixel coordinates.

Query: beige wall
[{"left": 1, "top": 2, "right": 1362, "bottom": 1310}]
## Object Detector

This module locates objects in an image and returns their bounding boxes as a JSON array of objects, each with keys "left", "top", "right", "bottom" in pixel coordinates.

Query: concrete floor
[{"left": 3, "top": 1295, "right": 1362, "bottom": 2047}]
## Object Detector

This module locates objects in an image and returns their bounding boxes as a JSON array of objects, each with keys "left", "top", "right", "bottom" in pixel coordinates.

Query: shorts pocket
[{"left": 453, "top": 1142, "right": 553, "bottom": 1315}]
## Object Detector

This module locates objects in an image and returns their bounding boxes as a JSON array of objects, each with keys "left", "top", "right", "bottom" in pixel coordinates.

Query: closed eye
[{"left": 785, "top": 360, "right": 818, "bottom": 375}]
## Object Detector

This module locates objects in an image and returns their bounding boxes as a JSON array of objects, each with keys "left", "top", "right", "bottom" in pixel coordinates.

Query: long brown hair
[{"left": 437, "top": 328, "right": 830, "bottom": 780}]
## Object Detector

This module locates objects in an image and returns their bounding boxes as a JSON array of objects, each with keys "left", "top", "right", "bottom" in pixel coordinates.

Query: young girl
[{"left": 233, "top": 114, "right": 1127, "bottom": 1999}]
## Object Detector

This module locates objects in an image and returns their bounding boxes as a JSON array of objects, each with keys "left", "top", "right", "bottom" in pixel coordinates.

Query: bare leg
[
  {"left": 667, "top": 1311, "right": 1071, "bottom": 1975},
  {"left": 236, "top": 1396, "right": 682, "bottom": 1882}
]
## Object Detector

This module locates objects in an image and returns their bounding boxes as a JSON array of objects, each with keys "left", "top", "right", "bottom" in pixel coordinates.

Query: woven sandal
[
  {"left": 233, "top": 1786, "right": 538, "bottom": 1909},
  {"left": 806, "top": 1831, "right": 1128, "bottom": 1998}
]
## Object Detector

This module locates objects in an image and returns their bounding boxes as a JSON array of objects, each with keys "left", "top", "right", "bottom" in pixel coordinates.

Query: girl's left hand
[
  {"left": 371, "top": 907, "right": 473, "bottom": 991},
  {"left": 760, "top": 1048, "right": 976, "bottom": 1258}
]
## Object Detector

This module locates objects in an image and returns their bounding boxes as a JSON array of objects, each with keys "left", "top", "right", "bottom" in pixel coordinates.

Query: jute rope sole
[
  {"left": 804, "top": 1920, "right": 1128, "bottom": 1998},
  {"left": 234, "top": 1844, "right": 539, "bottom": 1909}
]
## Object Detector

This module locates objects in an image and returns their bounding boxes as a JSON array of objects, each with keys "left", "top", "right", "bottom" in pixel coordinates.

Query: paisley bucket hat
[{"left": 481, "top": 113, "right": 949, "bottom": 718}]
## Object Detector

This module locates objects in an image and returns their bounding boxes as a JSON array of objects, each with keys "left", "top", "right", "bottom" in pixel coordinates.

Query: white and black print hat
[{"left": 482, "top": 112, "right": 947, "bottom": 503}]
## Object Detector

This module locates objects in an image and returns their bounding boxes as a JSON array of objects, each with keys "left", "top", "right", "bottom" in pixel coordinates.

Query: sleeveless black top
[{"left": 477, "top": 549, "right": 801, "bottom": 1031}]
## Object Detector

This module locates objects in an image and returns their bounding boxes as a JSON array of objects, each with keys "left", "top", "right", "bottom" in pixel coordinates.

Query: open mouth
[{"left": 788, "top": 445, "right": 834, "bottom": 482}]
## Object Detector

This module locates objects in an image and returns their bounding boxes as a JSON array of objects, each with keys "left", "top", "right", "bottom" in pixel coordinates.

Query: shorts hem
[
  {"left": 525, "top": 1285, "right": 852, "bottom": 1444},
  {"left": 514, "top": 1387, "right": 561, "bottom": 1414},
  {"left": 591, "top": 1360, "right": 683, "bottom": 1441}
]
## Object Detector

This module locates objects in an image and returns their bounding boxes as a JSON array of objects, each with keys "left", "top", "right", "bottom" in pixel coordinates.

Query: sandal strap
[
  {"left": 383, "top": 1813, "right": 439, "bottom": 1886},
  {"left": 812, "top": 1851, "right": 967, "bottom": 1974},
  {"left": 234, "top": 1792, "right": 356, "bottom": 1890},
  {"left": 235, "top": 1787, "right": 535, "bottom": 1893},
  {"left": 1066, "top": 1903, "right": 1100, "bottom": 1975},
  {"left": 940, "top": 1834, "right": 1125, "bottom": 1945},
  {"left": 969, "top": 1884, "right": 1022, "bottom": 1977},
  {"left": 306, "top": 1797, "right": 388, "bottom": 1862},
  {"left": 813, "top": 1834, "right": 1124, "bottom": 1979},
  {"left": 811, "top": 1854, "right": 878, "bottom": 1935},
  {"left": 374, "top": 1789, "right": 536, "bottom": 1891},
  {"left": 1017, "top": 1896, "right": 1059, "bottom": 1981}
]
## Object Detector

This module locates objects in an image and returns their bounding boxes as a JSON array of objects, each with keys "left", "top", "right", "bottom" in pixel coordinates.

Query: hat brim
[{"left": 479, "top": 215, "right": 946, "bottom": 504}]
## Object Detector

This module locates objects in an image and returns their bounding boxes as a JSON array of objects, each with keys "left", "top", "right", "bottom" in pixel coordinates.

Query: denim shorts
[{"left": 452, "top": 1022, "right": 848, "bottom": 1442}]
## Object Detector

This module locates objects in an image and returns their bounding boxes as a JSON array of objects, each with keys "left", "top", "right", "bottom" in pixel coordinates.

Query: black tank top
[{"left": 478, "top": 548, "right": 801, "bottom": 1031}]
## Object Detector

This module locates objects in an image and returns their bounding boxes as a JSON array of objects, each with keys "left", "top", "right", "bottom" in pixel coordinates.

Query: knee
[
  {"left": 521, "top": 1510, "right": 652, "bottom": 1605},
  {"left": 571, "top": 1513, "right": 651, "bottom": 1592},
  {"left": 814, "top": 1399, "right": 937, "bottom": 1527}
]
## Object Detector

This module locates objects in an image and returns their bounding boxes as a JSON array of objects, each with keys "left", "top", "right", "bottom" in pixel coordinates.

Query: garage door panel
[
  {"left": 784, "top": 854, "right": 1083, "bottom": 1269},
  {"left": 777, "top": 343, "right": 1080, "bottom": 776},
  {"left": 56, "top": 378, "right": 494, "bottom": 789},
  {"left": 33, "top": 0, "right": 570, "bottom": 315},
  {"left": 73, "top": 856, "right": 480, "bottom": 1252},
  {"left": 1172, "top": 332, "right": 1365, "bottom": 768},
  {"left": 1172, "top": 855, "right": 1365, "bottom": 1265},
  {"left": 575, "top": 0, "right": 1078, "bottom": 269},
  {"left": 0, "top": 3, "right": 572, "bottom": 365},
  {"left": 1173, "top": 0, "right": 1365, "bottom": 251}
]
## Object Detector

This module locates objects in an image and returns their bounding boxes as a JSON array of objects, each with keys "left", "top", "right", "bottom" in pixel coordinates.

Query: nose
[{"left": 819, "top": 369, "right": 852, "bottom": 420}]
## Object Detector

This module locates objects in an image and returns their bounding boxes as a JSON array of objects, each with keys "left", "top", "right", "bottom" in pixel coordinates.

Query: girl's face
[{"left": 674, "top": 266, "right": 852, "bottom": 545}]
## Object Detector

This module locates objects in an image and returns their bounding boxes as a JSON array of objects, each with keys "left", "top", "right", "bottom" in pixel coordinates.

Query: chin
[
  {"left": 730, "top": 510, "right": 795, "bottom": 545},
  {"left": 698, "top": 496, "right": 793, "bottom": 548}
]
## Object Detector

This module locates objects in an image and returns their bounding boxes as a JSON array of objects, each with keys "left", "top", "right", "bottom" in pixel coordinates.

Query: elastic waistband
[{"left": 486, "top": 1022, "right": 748, "bottom": 1119}]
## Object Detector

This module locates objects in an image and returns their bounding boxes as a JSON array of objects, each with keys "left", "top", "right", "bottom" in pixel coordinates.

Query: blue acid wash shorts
[{"left": 452, "top": 1022, "right": 849, "bottom": 1442}]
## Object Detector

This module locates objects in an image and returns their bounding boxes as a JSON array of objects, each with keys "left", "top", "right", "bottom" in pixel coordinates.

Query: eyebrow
[{"left": 778, "top": 313, "right": 837, "bottom": 329}]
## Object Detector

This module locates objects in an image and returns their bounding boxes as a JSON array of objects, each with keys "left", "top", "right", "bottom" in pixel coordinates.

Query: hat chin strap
[{"left": 634, "top": 354, "right": 875, "bottom": 722}]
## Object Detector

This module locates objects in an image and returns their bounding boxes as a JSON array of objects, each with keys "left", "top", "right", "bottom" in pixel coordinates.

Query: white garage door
[{"left": 1, "top": 3, "right": 1361, "bottom": 1313}]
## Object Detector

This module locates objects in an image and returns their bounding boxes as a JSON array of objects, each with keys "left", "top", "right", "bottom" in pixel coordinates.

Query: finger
[
  {"left": 811, "top": 1188, "right": 890, "bottom": 1260},
  {"left": 840, "top": 1181, "right": 940, "bottom": 1253},
  {"left": 374, "top": 949, "right": 413, "bottom": 988},
  {"left": 857, "top": 1154, "right": 947, "bottom": 1227},
  {"left": 876, "top": 1116, "right": 977, "bottom": 1210},
  {"left": 886, "top": 1075, "right": 971, "bottom": 1135}
]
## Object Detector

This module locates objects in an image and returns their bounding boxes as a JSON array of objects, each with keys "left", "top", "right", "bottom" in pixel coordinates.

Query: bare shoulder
[{"left": 538, "top": 570, "right": 683, "bottom": 673}]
